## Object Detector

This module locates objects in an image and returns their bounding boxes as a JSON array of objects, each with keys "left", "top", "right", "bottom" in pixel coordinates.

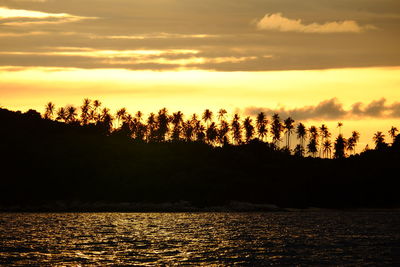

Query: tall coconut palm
[
  {"left": 334, "top": 134, "right": 347, "bottom": 159},
  {"left": 182, "top": 120, "right": 194, "bottom": 142},
  {"left": 80, "top": 98, "right": 92, "bottom": 125},
  {"left": 373, "top": 131, "right": 387, "bottom": 150},
  {"left": 218, "top": 120, "right": 230, "bottom": 145},
  {"left": 217, "top": 109, "right": 227, "bottom": 122},
  {"left": 388, "top": 126, "right": 398, "bottom": 143},
  {"left": 283, "top": 117, "right": 295, "bottom": 149},
  {"left": 91, "top": 99, "right": 102, "bottom": 122},
  {"left": 99, "top": 107, "right": 113, "bottom": 134},
  {"left": 296, "top": 122, "right": 307, "bottom": 148},
  {"left": 171, "top": 111, "right": 184, "bottom": 141},
  {"left": 231, "top": 113, "right": 242, "bottom": 145},
  {"left": 271, "top": 113, "right": 283, "bottom": 148},
  {"left": 202, "top": 109, "right": 213, "bottom": 127},
  {"left": 56, "top": 107, "right": 67, "bottom": 122},
  {"left": 146, "top": 112, "right": 157, "bottom": 142},
  {"left": 349, "top": 131, "right": 360, "bottom": 154},
  {"left": 307, "top": 138, "right": 318, "bottom": 157},
  {"left": 323, "top": 139, "right": 332, "bottom": 159},
  {"left": 156, "top": 108, "right": 170, "bottom": 142},
  {"left": 319, "top": 124, "right": 330, "bottom": 157},
  {"left": 206, "top": 122, "right": 218, "bottom": 145},
  {"left": 65, "top": 105, "right": 78, "bottom": 123},
  {"left": 116, "top": 108, "right": 127, "bottom": 128},
  {"left": 308, "top": 126, "right": 319, "bottom": 157},
  {"left": 243, "top": 117, "right": 255, "bottom": 143},
  {"left": 44, "top": 102, "right": 55, "bottom": 120},
  {"left": 256, "top": 112, "right": 268, "bottom": 142}
]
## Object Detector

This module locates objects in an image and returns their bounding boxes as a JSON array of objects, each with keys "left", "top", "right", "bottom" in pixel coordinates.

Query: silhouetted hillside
[{"left": 0, "top": 108, "right": 399, "bottom": 211}]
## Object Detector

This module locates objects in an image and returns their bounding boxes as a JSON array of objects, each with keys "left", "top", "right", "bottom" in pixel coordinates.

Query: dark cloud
[{"left": 244, "top": 98, "right": 400, "bottom": 120}]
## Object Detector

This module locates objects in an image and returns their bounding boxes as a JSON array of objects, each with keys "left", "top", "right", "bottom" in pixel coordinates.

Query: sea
[{"left": 1, "top": 211, "right": 399, "bottom": 265}]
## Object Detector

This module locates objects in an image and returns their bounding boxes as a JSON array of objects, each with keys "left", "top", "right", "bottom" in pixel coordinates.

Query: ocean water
[{"left": 0, "top": 212, "right": 399, "bottom": 265}]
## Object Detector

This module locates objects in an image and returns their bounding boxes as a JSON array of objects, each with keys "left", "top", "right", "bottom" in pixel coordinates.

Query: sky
[{"left": 1, "top": 0, "right": 400, "bottom": 148}]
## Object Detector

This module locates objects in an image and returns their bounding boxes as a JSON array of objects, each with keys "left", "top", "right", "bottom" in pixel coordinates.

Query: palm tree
[
  {"left": 206, "top": 122, "right": 218, "bottom": 145},
  {"left": 319, "top": 124, "right": 330, "bottom": 157},
  {"left": 171, "top": 111, "right": 184, "bottom": 141},
  {"left": 218, "top": 120, "right": 230, "bottom": 145},
  {"left": 256, "top": 112, "right": 268, "bottom": 142},
  {"left": 347, "top": 137, "right": 355, "bottom": 155},
  {"left": 231, "top": 113, "right": 242, "bottom": 145},
  {"left": 116, "top": 108, "right": 127, "bottom": 128},
  {"left": 217, "top": 109, "right": 227, "bottom": 122},
  {"left": 202, "top": 109, "right": 213, "bottom": 127},
  {"left": 91, "top": 99, "right": 102, "bottom": 122},
  {"left": 308, "top": 126, "right": 319, "bottom": 157},
  {"left": 271, "top": 113, "right": 283, "bottom": 148},
  {"left": 56, "top": 107, "right": 67, "bottom": 122},
  {"left": 373, "top": 131, "right": 387, "bottom": 150},
  {"left": 80, "top": 98, "right": 92, "bottom": 125},
  {"left": 156, "top": 108, "right": 170, "bottom": 142},
  {"left": 65, "top": 105, "right": 77, "bottom": 123},
  {"left": 388, "top": 126, "right": 398, "bottom": 143},
  {"left": 283, "top": 117, "right": 295, "bottom": 149},
  {"left": 146, "top": 112, "right": 157, "bottom": 142},
  {"left": 323, "top": 139, "right": 332, "bottom": 159},
  {"left": 182, "top": 120, "right": 194, "bottom": 142},
  {"left": 99, "top": 107, "right": 113, "bottom": 134},
  {"left": 44, "top": 102, "right": 55, "bottom": 120},
  {"left": 307, "top": 138, "right": 318, "bottom": 157},
  {"left": 296, "top": 122, "right": 307, "bottom": 149},
  {"left": 334, "top": 134, "right": 347, "bottom": 159},
  {"left": 348, "top": 131, "right": 360, "bottom": 154},
  {"left": 243, "top": 117, "right": 255, "bottom": 143}
]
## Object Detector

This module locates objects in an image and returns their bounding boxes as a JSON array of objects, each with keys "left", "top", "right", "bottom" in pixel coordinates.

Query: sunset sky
[{"left": 1, "top": 0, "right": 400, "bottom": 148}]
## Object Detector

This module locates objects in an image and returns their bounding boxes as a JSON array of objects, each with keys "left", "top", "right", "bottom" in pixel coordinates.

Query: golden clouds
[{"left": 256, "top": 13, "right": 376, "bottom": 33}]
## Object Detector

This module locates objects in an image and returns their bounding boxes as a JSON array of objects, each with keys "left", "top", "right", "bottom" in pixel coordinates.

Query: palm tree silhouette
[
  {"left": 56, "top": 107, "right": 66, "bottom": 122},
  {"left": 348, "top": 131, "right": 360, "bottom": 154},
  {"left": 319, "top": 124, "right": 330, "bottom": 157},
  {"left": 91, "top": 99, "right": 102, "bottom": 122},
  {"left": 334, "top": 134, "right": 347, "bottom": 158},
  {"left": 218, "top": 120, "right": 230, "bottom": 146},
  {"left": 243, "top": 117, "right": 255, "bottom": 143},
  {"left": 373, "top": 131, "right": 386, "bottom": 150},
  {"left": 146, "top": 112, "right": 157, "bottom": 142},
  {"left": 116, "top": 108, "right": 127, "bottom": 128},
  {"left": 80, "top": 98, "right": 92, "bottom": 125},
  {"left": 388, "top": 126, "right": 398, "bottom": 143},
  {"left": 308, "top": 126, "right": 319, "bottom": 157},
  {"left": 44, "top": 102, "right": 55, "bottom": 120},
  {"left": 66, "top": 105, "right": 78, "bottom": 123},
  {"left": 202, "top": 109, "right": 213, "bottom": 127},
  {"left": 296, "top": 122, "right": 307, "bottom": 150},
  {"left": 231, "top": 113, "right": 242, "bottom": 145},
  {"left": 206, "top": 122, "right": 218, "bottom": 145},
  {"left": 271, "top": 113, "right": 283, "bottom": 149},
  {"left": 217, "top": 109, "right": 227, "bottom": 122},
  {"left": 156, "top": 108, "right": 170, "bottom": 142},
  {"left": 256, "top": 112, "right": 268, "bottom": 142},
  {"left": 323, "top": 139, "right": 332, "bottom": 159},
  {"left": 182, "top": 119, "right": 194, "bottom": 142},
  {"left": 283, "top": 117, "right": 295, "bottom": 150},
  {"left": 171, "top": 111, "right": 184, "bottom": 141}
]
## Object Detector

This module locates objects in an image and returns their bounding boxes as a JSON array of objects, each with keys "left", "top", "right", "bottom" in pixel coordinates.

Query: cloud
[
  {"left": 0, "top": 6, "right": 94, "bottom": 26},
  {"left": 244, "top": 98, "right": 400, "bottom": 120},
  {"left": 256, "top": 13, "right": 376, "bottom": 33}
]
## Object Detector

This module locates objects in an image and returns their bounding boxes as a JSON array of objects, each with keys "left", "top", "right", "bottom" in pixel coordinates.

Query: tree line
[{"left": 42, "top": 98, "right": 399, "bottom": 159}]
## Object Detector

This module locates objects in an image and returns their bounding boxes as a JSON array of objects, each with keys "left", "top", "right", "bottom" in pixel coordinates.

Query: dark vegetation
[{"left": 0, "top": 99, "right": 399, "bottom": 211}]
